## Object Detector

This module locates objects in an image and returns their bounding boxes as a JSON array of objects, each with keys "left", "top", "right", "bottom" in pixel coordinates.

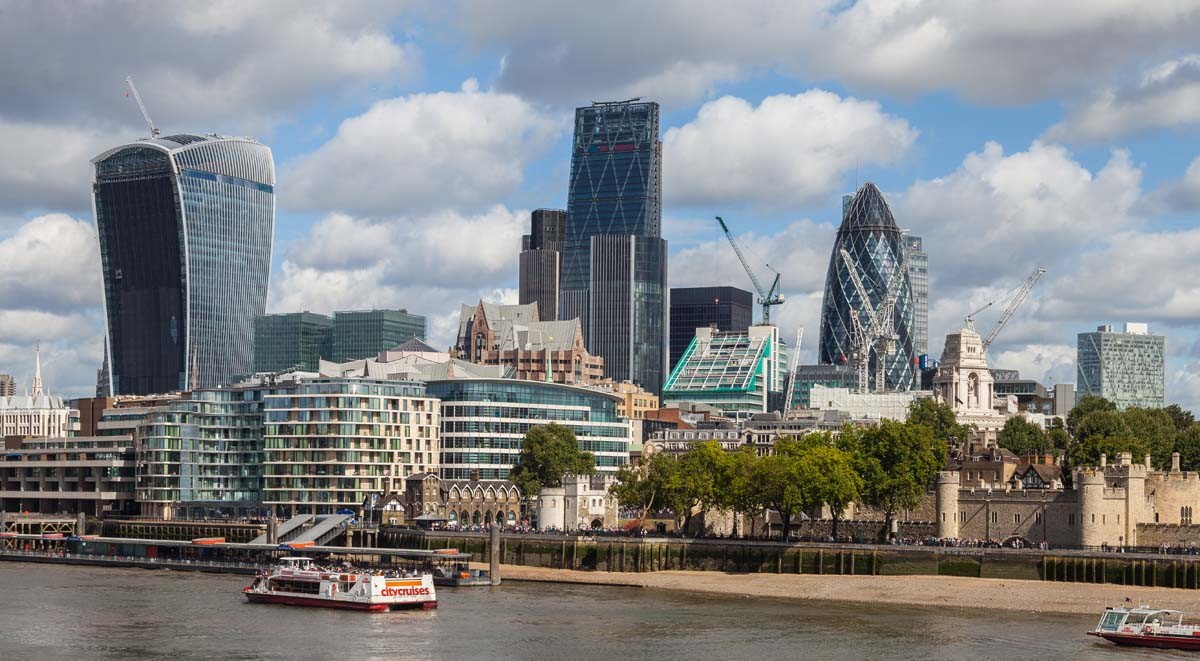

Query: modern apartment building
[{"left": 1077, "top": 323, "right": 1165, "bottom": 409}]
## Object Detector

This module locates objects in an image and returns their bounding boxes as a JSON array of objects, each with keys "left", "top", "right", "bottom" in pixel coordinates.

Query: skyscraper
[
  {"left": 331, "top": 309, "right": 427, "bottom": 362},
  {"left": 560, "top": 99, "right": 667, "bottom": 393},
  {"left": 1077, "top": 323, "right": 1165, "bottom": 409},
  {"left": 905, "top": 235, "right": 929, "bottom": 358},
  {"left": 518, "top": 208, "right": 565, "bottom": 321},
  {"left": 93, "top": 134, "right": 275, "bottom": 394},
  {"left": 668, "top": 286, "right": 753, "bottom": 372},
  {"left": 818, "top": 183, "right": 917, "bottom": 391},
  {"left": 253, "top": 312, "right": 333, "bottom": 373}
]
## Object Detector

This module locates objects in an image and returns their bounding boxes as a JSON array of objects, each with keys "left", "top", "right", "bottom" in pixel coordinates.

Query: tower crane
[
  {"left": 783, "top": 326, "right": 804, "bottom": 411},
  {"left": 125, "top": 76, "right": 160, "bottom": 138},
  {"left": 964, "top": 267, "right": 1046, "bottom": 352},
  {"left": 840, "top": 248, "right": 900, "bottom": 393},
  {"left": 715, "top": 216, "right": 785, "bottom": 325}
]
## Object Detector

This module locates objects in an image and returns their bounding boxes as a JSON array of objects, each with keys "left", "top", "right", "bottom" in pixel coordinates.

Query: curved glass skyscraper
[
  {"left": 818, "top": 183, "right": 916, "bottom": 391},
  {"left": 93, "top": 134, "right": 275, "bottom": 394}
]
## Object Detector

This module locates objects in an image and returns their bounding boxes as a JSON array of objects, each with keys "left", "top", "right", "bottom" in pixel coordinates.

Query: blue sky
[{"left": 2, "top": 1, "right": 1200, "bottom": 409}]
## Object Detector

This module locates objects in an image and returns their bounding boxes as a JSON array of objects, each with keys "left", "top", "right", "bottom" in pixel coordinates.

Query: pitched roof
[{"left": 391, "top": 336, "right": 438, "bottom": 353}]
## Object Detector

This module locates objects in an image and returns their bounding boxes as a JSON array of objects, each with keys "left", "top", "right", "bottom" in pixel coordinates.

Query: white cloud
[
  {"left": 1046, "top": 55, "right": 1200, "bottom": 142},
  {"left": 286, "top": 84, "right": 564, "bottom": 215},
  {"left": 0, "top": 214, "right": 101, "bottom": 311},
  {"left": 664, "top": 92, "right": 917, "bottom": 208},
  {"left": 1142, "top": 156, "right": 1200, "bottom": 214},
  {"left": 0, "top": 120, "right": 114, "bottom": 213},
  {"left": 988, "top": 343, "right": 1076, "bottom": 387}
]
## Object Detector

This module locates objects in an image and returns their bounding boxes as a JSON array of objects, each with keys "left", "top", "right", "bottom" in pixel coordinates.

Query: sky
[{"left": 3, "top": 1, "right": 1200, "bottom": 408}]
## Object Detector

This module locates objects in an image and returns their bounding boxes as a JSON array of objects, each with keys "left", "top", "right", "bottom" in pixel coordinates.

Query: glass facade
[
  {"left": 253, "top": 312, "right": 333, "bottom": 373},
  {"left": 332, "top": 309, "right": 427, "bottom": 362},
  {"left": 662, "top": 326, "right": 787, "bottom": 419},
  {"left": 262, "top": 379, "right": 439, "bottom": 513},
  {"left": 818, "top": 183, "right": 917, "bottom": 391},
  {"left": 426, "top": 379, "right": 630, "bottom": 480},
  {"left": 669, "top": 286, "right": 754, "bottom": 373},
  {"left": 1077, "top": 325, "right": 1165, "bottom": 409},
  {"left": 787, "top": 364, "right": 859, "bottom": 409},
  {"left": 93, "top": 134, "right": 275, "bottom": 394},
  {"left": 519, "top": 209, "right": 565, "bottom": 322},
  {"left": 560, "top": 100, "right": 667, "bottom": 394},
  {"left": 905, "top": 235, "right": 929, "bottom": 359}
]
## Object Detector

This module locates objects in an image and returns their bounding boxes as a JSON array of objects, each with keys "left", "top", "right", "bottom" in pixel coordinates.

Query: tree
[
  {"left": 1176, "top": 426, "right": 1200, "bottom": 472},
  {"left": 996, "top": 417, "right": 1050, "bottom": 456},
  {"left": 1046, "top": 427, "right": 1071, "bottom": 451},
  {"left": 1067, "top": 395, "right": 1116, "bottom": 437},
  {"left": 1164, "top": 404, "right": 1196, "bottom": 432},
  {"left": 1073, "top": 410, "right": 1131, "bottom": 445},
  {"left": 1121, "top": 407, "right": 1177, "bottom": 469},
  {"left": 665, "top": 441, "right": 730, "bottom": 533},
  {"left": 907, "top": 399, "right": 970, "bottom": 443},
  {"left": 794, "top": 445, "right": 862, "bottom": 539},
  {"left": 610, "top": 453, "right": 675, "bottom": 530},
  {"left": 722, "top": 447, "right": 763, "bottom": 538},
  {"left": 754, "top": 452, "right": 806, "bottom": 540},
  {"left": 857, "top": 420, "right": 944, "bottom": 541},
  {"left": 509, "top": 424, "right": 594, "bottom": 498},
  {"left": 1070, "top": 435, "right": 1150, "bottom": 469}
]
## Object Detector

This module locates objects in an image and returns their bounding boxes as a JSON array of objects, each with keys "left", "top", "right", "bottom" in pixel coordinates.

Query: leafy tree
[
  {"left": 664, "top": 441, "right": 730, "bottom": 533},
  {"left": 754, "top": 452, "right": 806, "bottom": 540},
  {"left": 1073, "top": 410, "right": 1131, "bottom": 445},
  {"left": 907, "top": 399, "right": 970, "bottom": 443},
  {"left": 794, "top": 445, "right": 862, "bottom": 539},
  {"left": 722, "top": 447, "right": 763, "bottom": 538},
  {"left": 1164, "top": 404, "right": 1196, "bottom": 432},
  {"left": 509, "top": 424, "right": 594, "bottom": 497},
  {"left": 1067, "top": 395, "right": 1116, "bottom": 437},
  {"left": 1121, "top": 407, "right": 1177, "bottom": 469},
  {"left": 856, "top": 420, "right": 944, "bottom": 541},
  {"left": 1176, "top": 426, "right": 1200, "bottom": 472},
  {"left": 996, "top": 417, "right": 1050, "bottom": 456},
  {"left": 1070, "top": 435, "right": 1151, "bottom": 469},
  {"left": 610, "top": 453, "right": 675, "bottom": 529},
  {"left": 1046, "top": 427, "right": 1071, "bottom": 451}
]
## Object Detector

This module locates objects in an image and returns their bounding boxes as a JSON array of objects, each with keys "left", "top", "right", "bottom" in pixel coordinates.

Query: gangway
[
  {"left": 289, "top": 514, "right": 353, "bottom": 546},
  {"left": 249, "top": 514, "right": 312, "bottom": 545}
]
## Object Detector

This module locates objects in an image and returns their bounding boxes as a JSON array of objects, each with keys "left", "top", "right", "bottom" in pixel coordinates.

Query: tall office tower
[
  {"left": 93, "top": 134, "right": 275, "bottom": 394},
  {"left": 905, "top": 235, "right": 929, "bottom": 358},
  {"left": 818, "top": 183, "right": 917, "bottom": 392},
  {"left": 560, "top": 99, "right": 667, "bottom": 393},
  {"left": 518, "top": 208, "right": 566, "bottom": 321},
  {"left": 331, "top": 309, "right": 427, "bottom": 361},
  {"left": 0, "top": 373, "right": 13, "bottom": 398},
  {"left": 253, "top": 312, "right": 333, "bottom": 373},
  {"left": 668, "top": 286, "right": 754, "bottom": 372},
  {"left": 1077, "top": 323, "right": 1165, "bottom": 409}
]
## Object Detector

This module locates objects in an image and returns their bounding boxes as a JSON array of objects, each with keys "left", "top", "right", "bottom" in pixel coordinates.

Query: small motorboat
[{"left": 1089, "top": 605, "right": 1200, "bottom": 649}]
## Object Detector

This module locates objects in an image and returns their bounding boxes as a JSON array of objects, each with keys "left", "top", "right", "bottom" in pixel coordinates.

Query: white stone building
[
  {"left": 0, "top": 348, "right": 79, "bottom": 439},
  {"left": 536, "top": 474, "right": 618, "bottom": 531}
]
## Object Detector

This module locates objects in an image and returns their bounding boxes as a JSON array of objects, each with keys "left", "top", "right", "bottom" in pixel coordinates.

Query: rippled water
[{"left": 0, "top": 562, "right": 1185, "bottom": 660}]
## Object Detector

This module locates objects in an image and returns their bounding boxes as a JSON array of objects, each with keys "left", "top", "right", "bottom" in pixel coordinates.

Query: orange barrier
[{"left": 191, "top": 537, "right": 225, "bottom": 545}]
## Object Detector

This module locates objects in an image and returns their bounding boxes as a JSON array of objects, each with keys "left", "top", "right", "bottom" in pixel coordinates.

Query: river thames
[{"left": 0, "top": 563, "right": 1179, "bottom": 660}]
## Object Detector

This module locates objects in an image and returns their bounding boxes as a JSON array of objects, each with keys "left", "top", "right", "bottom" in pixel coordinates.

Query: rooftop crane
[
  {"left": 840, "top": 248, "right": 900, "bottom": 393},
  {"left": 964, "top": 267, "right": 1047, "bottom": 352},
  {"left": 125, "top": 75, "right": 160, "bottom": 138},
  {"left": 716, "top": 216, "right": 785, "bottom": 325},
  {"left": 783, "top": 326, "right": 804, "bottom": 411}
]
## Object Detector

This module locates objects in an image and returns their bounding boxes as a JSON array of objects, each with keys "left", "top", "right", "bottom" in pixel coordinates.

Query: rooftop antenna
[{"left": 125, "top": 76, "right": 160, "bottom": 138}]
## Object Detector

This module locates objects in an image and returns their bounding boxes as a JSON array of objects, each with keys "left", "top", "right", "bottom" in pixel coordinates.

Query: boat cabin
[
  {"left": 277, "top": 557, "right": 316, "bottom": 572},
  {"left": 1097, "top": 607, "right": 1185, "bottom": 632}
]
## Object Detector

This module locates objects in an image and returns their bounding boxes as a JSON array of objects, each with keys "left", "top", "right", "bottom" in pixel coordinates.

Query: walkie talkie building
[
  {"left": 93, "top": 134, "right": 275, "bottom": 394},
  {"left": 818, "top": 182, "right": 917, "bottom": 392}
]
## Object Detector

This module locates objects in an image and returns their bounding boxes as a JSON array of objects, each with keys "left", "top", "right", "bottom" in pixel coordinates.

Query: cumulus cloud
[
  {"left": 0, "top": 120, "right": 115, "bottom": 213},
  {"left": 664, "top": 92, "right": 917, "bottom": 208},
  {"left": 1046, "top": 55, "right": 1200, "bottom": 142},
  {"left": 286, "top": 83, "right": 564, "bottom": 215},
  {"left": 1142, "top": 156, "right": 1200, "bottom": 214},
  {"left": 988, "top": 343, "right": 1077, "bottom": 386},
  {"left": 460, "top": 0, "right": 1200, "bottom": 106},
  {"left": 897, "top": 141, "right": 1142, "bottom": 294}
]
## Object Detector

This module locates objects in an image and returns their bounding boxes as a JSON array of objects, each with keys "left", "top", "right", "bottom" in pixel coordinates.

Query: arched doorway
[
  {"left": 484, "top": 511, "right": 493, "bottom": 525},
  {"left": 506, "top": 511, "right": 517, "bottom": 525},
  {"left": 591, "top": 518, "right": 603, "bottom": 529},
  {"left": 472, "top": 511, "right": 482, "bottom": 525}
]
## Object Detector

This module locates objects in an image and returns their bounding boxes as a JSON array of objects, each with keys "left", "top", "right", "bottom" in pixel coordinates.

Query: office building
[
  {"left": 0, "top": 436, "right": 137, "bottom": 516},
  {"left": 788, "top": 364, "right": 859, "bottom": 409},
  {"left": 0, "top": 374, "right": 13, "bottom": 398},
  {"left": 905, "top": 235, "right": 929, "bottom": 359},
  {"left": 519, "top": 209, "right": 566, "bottom": 321},
  {"left": 427, "top": 378, "right": 630, "bottom": 480},
  {"left": 818, "top": 183, "right": 917, "bottom": 391},
  {"left": 332, "top": 309, "right": 427, "bottom": 362},
  {"left": 93, "top": 133, "right": 275, "bottom": 394},
  {"left": 455, "top": 300, "right": 604, "bottom": 385},
  {"left": 263, "top": 378, "right": 439, "bottom": 514},
  {"left": 560, "top": 99, "right": 667, "bottom": 394},
  {"left": 669, "top": 286, "right": 753, "bottom": 372},
  {"left": 253, "top": 312, "right": 333, "bottom": 373},
  {"left": 1077, "top": 323, "right": 1166, "bottom": 409},
  {"left": 662, "top": 325, "right": 788, "bottom": 420}
]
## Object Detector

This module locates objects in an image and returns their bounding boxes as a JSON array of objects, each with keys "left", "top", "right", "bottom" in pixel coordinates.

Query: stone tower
[
  {"left": 935, "top": 471, "right": 960, "bottom": 539},
  {"left": 933, "top": 326, "right": 1006, "bottom": 443}
]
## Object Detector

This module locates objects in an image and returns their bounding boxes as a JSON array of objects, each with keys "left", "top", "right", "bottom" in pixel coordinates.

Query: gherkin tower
[{"left": 817, "top": 183, "right": 916, "bottom": 391}]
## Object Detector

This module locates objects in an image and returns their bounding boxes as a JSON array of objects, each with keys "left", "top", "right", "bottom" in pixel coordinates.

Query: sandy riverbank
[{"left": 475, "top": 563, "right": 1200, "bottom": 615}]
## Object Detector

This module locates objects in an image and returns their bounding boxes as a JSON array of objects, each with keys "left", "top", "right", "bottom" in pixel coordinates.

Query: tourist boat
[
  {"left": 1089, "top": 605, "right": 1200, "bottom": 649},
  {"left": 243, "top": 557, "right": 437, "bottom": 611}
]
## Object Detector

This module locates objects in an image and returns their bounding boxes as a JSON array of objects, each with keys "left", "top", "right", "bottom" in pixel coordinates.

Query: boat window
[
  {"left": 1124, "top": 612, "right": 1147, "bottom": 626},
  {"left": 1099, "top": 611, "right": 1126, "bottom": 631}
]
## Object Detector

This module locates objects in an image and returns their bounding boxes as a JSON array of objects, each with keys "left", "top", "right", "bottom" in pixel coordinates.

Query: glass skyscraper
[
  {"left": 518, "top": 209, "right": 566, "bottom": 321},
  {"left": 818, "top": 183, "right": 917, "bottom": 391},
  {"left": 905, "top": 235, "right": 929, "bottom": 358},
  {"left": 1077, "top": 323, "right": 1165, "bottom": 409},
  {"left": 560, "top": 99, "right": 667, "bottom": 393},
  {"left": 331, "top": 309, "right": 427, "bottom": 362},
  {"left": 93, "top": 134, "right": 275, "bottom": 394},
  {"left": 253, "top": 312, "right": 333, "bottom": 373},
  {"left": 668, "top": 286, "right": 754, "bottom": 372}
]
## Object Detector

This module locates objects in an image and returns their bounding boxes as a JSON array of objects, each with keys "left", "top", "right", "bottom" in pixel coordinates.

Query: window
[
  {"left": 1068, "top": 514, "right": 1075, "bottom": 526},
  {"left": 1183, "top": 506, "right": 1193, "bottom": 526},
  {"left": 1035, "top": 511, "right": 1042, "bottom": 524},
  {"left": 990, "top": 511, "right": 998, "bottom": 523},
  {"left": 1013, "top": 513, "right": 1021, "bottom": 524}
]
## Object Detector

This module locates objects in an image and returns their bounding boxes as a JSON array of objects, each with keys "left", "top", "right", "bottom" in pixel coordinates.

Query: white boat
[
  {"left": 243, "top": 557, "right": 437, "bottom": 611},
  {"left": 1089, "top": 605, "right": 1200, "bottom": 649}
]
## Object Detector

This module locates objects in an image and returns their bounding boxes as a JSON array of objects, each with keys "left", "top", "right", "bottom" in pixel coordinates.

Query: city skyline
[{"left": 2, "top": 4, "right": 1200, "bottom": 409}]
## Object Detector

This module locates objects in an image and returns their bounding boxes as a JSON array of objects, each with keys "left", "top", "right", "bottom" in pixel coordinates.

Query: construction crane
[
  {"left": 715, "top": 216, "right": 785, "bottom": 325},
  {"left": 125, "top": 75, "right": 160, "bottom": 138},
  {"left": 964, "top": 267, "right": 1046, "bottom": 351},
  {"left": 783, "top": 326, "right": 804, "bottom": 411},
  {"left": 840, "top": 248, "right": 900, "bottom": 393}
]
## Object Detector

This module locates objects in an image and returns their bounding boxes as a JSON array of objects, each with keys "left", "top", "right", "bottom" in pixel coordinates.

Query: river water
[{"left": 0, "top": 563, "right": 1183, "bottom": 660}]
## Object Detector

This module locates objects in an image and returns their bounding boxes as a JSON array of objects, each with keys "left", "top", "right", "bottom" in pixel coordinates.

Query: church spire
[{"left": 32, "top": 342, "right": 44, "bottom": 396}]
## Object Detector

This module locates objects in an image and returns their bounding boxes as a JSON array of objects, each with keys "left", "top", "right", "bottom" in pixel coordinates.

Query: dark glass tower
[
  {"left": 253, "top": 312, "right": 333, "bottom": 373},
  {"left": 93, "top": 134, "right": 275, "bottom": 395},
  {"left": 519, "top": 209, "right": 565, "bottom": 321},
  {"left": 669, "top": 286, "right": 753, "bottom": 372},
  {"left": 561, "top": 99, "right": 666, "bottom": 393},
  {"left": 818, "top": 183, "right": 916, "bottom": 391}
]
